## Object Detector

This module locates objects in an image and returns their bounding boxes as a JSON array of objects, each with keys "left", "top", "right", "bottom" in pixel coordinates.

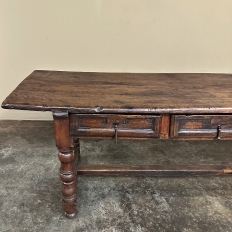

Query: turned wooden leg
[{"left": 53, "top": 111, "right": 77, "bottom": 219}]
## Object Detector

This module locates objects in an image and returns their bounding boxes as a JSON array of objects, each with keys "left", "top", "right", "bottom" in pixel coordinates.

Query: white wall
[{"left": 1, "top": 0, "right": 232, "bottom": 120}]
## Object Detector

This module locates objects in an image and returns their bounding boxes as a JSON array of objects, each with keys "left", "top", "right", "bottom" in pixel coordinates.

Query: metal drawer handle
[
  {"left": 114, "top": 124, "right": 118, "bottom": 143},
  {"left": 217, "top": 125, "right": 221, "bottom": 140}
]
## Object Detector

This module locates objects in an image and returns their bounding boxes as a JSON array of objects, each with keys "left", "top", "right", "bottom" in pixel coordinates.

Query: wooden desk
[{"left": 2, "top": 70, "right": 232, "bottom": 218}]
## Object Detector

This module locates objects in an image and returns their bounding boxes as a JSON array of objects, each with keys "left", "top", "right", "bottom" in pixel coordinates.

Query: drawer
[
  {"left": 171, "top": 115, "right": 232, "bottom": 139},
  {"left": 70, "top": 114, "right": 161, "bottom": 139}
]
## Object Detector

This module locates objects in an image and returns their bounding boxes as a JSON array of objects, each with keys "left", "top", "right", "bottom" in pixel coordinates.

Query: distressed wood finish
[
  {"left": 77, "top": 164, "right": 232, "bottom": 176},
  {"left": 70, "top": 114, "right": 161, "bottom": 139},
  {"left": 160, "top": 114, "right": 170, "bottom": 139},
  {"left": 2, "top": 70, "right": 232, "bottom": 219},
  {"left": 171, "top": 115, "right": 232, "bottom": 140},
  {"left": 2, "top": 71, "right": 232, "bottom": 114},
  {"left": 53, "top": 112, "right": 78, "bottom": 219}
]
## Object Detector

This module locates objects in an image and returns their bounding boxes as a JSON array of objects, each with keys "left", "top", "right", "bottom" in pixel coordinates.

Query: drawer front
[
  {"left": 171, "top": 115, "right": 232, "bottom": 139},
  {"left": 70, "top": 114, "right": 161, "bottom": 139}
]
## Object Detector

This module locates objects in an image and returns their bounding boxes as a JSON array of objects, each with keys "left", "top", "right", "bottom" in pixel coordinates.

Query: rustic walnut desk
[{"left": 2, "top": 70, "right": 232, "bottom": 218}]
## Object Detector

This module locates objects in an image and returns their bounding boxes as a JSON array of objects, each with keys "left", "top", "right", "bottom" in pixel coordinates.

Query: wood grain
[
  {"left": 2, "top": 70, "right": 232, "bottom": 114},
  {"left": 53, "top": 111, "right": 78, "bottom": 219},
  {"left": 160, "top": 114, "right": 170, "bottom": 139},
  {"left": 77, "top": 164, "right": 232, "bottom": 176},
  {"left": 171, "top": 115, "right": 232, "bottom": 140},
  {"left": 70, "top": 114, "right": 161, "bottom": 138},
  {"left": 3, "top": 70, "right": 232, "bottom": 220}
]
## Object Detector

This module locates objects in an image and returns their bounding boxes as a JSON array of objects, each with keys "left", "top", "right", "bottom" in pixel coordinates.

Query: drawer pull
[
  {"left": 217, "top": 125, "right": 221, "bottom": 140},
  {"left": 114, "top": 124, "right": 118, "bottom": 143}
]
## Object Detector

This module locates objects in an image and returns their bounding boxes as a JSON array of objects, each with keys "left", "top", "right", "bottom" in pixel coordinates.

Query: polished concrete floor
[{"left": 1, "top": 120, "right": 232, "bottom": 232}]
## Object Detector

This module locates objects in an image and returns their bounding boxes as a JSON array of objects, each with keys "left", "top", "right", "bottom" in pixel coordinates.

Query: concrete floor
[{"left": 1, "top": 120, "right": 232, "bottom": 232}]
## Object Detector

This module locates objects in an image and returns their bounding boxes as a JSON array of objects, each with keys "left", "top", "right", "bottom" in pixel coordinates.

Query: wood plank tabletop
[{"left": 2, "top": 70, "right": 232, "bottom": 114}]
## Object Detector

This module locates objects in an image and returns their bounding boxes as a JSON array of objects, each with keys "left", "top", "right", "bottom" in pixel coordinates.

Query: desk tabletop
[{"left": 2, "top": 70, "right": 232, "bottom": 114}]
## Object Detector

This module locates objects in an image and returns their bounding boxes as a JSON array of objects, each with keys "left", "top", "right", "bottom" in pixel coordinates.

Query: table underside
[
  {"left": 69, "top": 112, "right": 232, "bottom": 174},
  {"left": 52, "top": 110, "right": 232, "bottom": 218}
]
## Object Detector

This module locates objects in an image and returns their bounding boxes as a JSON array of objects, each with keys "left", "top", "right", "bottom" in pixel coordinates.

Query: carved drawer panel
[
  {"left": 70, "top": 114, "right": 161, "bottom": 139},
  {"left": 171, "top": 115, "right": 232, "bottom": 139}
]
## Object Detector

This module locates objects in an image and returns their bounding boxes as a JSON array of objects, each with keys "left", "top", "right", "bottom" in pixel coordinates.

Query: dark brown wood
[
  {"left": 70, "top": 114, "right": 161, "bottom": 139},
  {"left": 53, "top": 111, "right": 78, "bottom": 219},
  {"left": 77, "top": 164, "right": 232, "bottom": 176},
  {"left": 171, "top": 115, "right": 232, "bottom": 140},
  {"left": 2, "top": 70, "right": 232, "bottom": 219},
  {"left": 2, "top": 71, "right": 232, "bottom": 114},
  {"left": 160, "top": 114, "right": 170, "bottom": 139}
]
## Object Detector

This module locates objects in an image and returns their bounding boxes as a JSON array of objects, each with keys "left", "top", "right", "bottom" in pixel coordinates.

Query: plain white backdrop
[{"left": 1, "top": 0, "right": 232, "bottom": 120}]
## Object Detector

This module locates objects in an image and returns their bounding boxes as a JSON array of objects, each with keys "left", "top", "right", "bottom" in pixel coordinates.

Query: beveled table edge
[{"left": 2, "top": 103, "right": 232, "bottom": 115}]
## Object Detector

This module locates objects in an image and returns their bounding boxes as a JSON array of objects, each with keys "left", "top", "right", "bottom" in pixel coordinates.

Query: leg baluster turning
[
  {"left": 53, "top": 111, "right": 78, "bottom": 219},
  {"left": 58, "top": 149, "right": 77, "bottom": 219}
]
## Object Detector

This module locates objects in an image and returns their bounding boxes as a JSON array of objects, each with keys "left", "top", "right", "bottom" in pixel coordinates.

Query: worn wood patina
[
  {"left": 3, "top": 70, "right": 232, "bottom": 114},
  {"left": 2, "top": 70, "right": 232, "bottom": 218}
]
